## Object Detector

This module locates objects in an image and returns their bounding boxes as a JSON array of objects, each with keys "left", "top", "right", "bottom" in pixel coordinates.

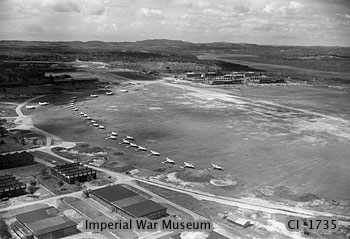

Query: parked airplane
[
  {"left": 98, "top": 125, "right": 105, "bottom": 129},
  {"left": 90, "top": 120, "right": 96, "bottom": 123},
  {"left": 162, "top": 157, "right": 175, "bottom": 164},
  {"left": 79, "top": 112, "right": 84, "bottom": 115},
  {"left": 147, "top": 150, "right": 160, "bottom": 157},
  {"left": 209, "top": 164, "right": 224, "bottom": 171},
  {"left": 135, "top": 146, "right": 147, "bottom": 151},
  {"left": 71, "top": 96, "right": 77, "bottom": 99},
  {"left": 106, "top": 92, "right": 114, "bottom": 95},
  {"left": 120, "top": 89, "right": 128, "bottom": 93},
  {"left": 125, "top": 135, "right": 134, "bottom": 141},
  {"left": 86, "top": 117, "right": 91, "bottom": 120},
  {"left": 39, "top": 102, "right": 49, "bottom": 106},
  {"left": 111, "top": 132, "right": 118, "bottom": 136},
  {"left": 119, "top": 138, "right": 130, "bottom": 145},
  {"left": 25, "top": 105, "right": 36, "bottom": 109},
  {"left": 93, "top": 123, "right": 99, "bottom": 127},
  {"left": 83, "top": 114, "right": 88, "bottom": 117},
  {"left": 180, "top": 162, "right": 194, "bottom": 169},
  {"left": 73, "top": 108, "right": 78, "bottom": 111},
  {"left": 106, "top": 135, "right": 117, "bottom": 140},
  {"left": 90, "top": 94, "right": 98, "bottom": 97},
  {"left": 126, "top": 143, "right": 138, "bottom": 148}
]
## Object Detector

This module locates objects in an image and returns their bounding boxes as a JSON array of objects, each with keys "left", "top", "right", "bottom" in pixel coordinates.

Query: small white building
[{"left": 227, "top": 215, "right": 251, "bottom": 228}]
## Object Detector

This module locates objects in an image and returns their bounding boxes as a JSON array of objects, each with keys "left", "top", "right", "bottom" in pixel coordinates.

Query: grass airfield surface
[{"left": 30, "top": 80, "right": 350, "bottom": 205}]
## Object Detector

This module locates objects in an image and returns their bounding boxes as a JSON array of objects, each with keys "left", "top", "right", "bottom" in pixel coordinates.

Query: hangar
[
  {"left": 13, "top": 206, "right": 78, "bottom": 239},
  {"left": 0, "top": 174, "right": 26, "bottom": 199},
  {"left": 0, "top": 151, "right": 35, "bottom": 169},
  {"left": 50, "top": 162, "right": 97, "bottom": 184},
  {"left": 90, "top": 184, "right": 167, "bottom": 219}
]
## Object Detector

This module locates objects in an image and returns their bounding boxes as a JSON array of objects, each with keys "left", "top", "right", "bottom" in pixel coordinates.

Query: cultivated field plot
[
  {"left": 30, "top": 82, "right": 350, "bottom": 206},
  {"left": 198, "top": 53, "right": 350, "bottom": 80},
  {"left": 0, "top": 102, "right": 18, "bottom": 117},
  {"left": 110, "top": 71, "right": 158, "bottom": 81}
]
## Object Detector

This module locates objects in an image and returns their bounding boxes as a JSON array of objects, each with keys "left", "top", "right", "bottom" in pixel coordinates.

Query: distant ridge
[{"left": 0, "top": 39, "right": 349, "bottom": 49}]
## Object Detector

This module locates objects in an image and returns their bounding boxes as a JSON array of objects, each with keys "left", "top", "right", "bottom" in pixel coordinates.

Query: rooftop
[
  {"left": 16, "top": 206, "right": 77, "bottom": 236},
  {"left": 91, "top": 184, "right": 167, "bottom": 218},
  {"left": 122, "top": 200, "right": 167, "bottom": 218},
  {"left": 91, "top": 184, "right": 137, "bottom": 202}
]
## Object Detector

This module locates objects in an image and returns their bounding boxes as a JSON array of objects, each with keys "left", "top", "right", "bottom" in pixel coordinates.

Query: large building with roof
[
  {"left": 0, "top": 151, "right": 35, "bottom": 169},
  {"left": 0, "top": 174, "right": 26, "bottom": 199},
  {"left": 90, "top": 184, "right": 167, "bottom": 219},
  {"left": 50, "top": 162, "right": 96, "bottom": 184},
  {"left": 12, "top": 206, "right": 77, "bottom": 239}
]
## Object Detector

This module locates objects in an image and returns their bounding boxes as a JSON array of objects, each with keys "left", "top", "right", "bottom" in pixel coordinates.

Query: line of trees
[{"left": 0, "top": 217, "right": 11, "bottom": 239}]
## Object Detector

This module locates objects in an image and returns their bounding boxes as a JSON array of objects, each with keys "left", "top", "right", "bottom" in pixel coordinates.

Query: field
[
  {"left": 198, "top": 53, "right": 350, "bottom": 81},
  {"left": 0, "top": 102, "right": 18, "bottom": 117},
  {"left": 136, "top": 181, "right": 304, "bottom": 239},
  {"left": 0, "top": 163, "right": 43, "bottom": 184},
  {"left": 25, "top": 79, "right": 350, "bottom": 211},
  {"left": 110, "top": 71, "right": 158, "bottom": 81}
]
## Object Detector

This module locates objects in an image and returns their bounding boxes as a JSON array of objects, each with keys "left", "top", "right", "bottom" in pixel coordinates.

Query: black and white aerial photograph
[{"left": 0, "top": 0, "right": 350, "bottom": 238}]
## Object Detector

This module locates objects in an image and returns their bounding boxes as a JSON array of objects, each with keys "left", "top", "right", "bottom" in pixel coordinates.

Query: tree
[
  {"left": 20, "top": 137, "right": 26, "bottom": 145},
  {"left": 0, "top": 119, "right": 6, "bottom": 126},
  {"left": 58, "top": 180, "right": 64, "bottom": 187},
  {"left": 0, "top": 127, "right": 7, "bottom": 137},
  {"left": 11, "top": 136, "right": 19, "bottom": 143},
  {"left": 26, "top": 184, "right": 38, "bottom": 194},
  {"left": 82, "top": 190, "right": 89, "bottom": 198},
  {"left": 40, "top": 167, "right": 48, "bottom": 176},
  {"left": 33, "top": 138, "right": 38, "bottom": 145},
  {"left": 29, "top": 179, "right": 37, "bottom": 186},
  {"left": 0, "top": 217, "right": 11, "bottom": 239},
  {"left": 74, "top": 180, "right": 81, "bottom": 186},
  {"left": 87, "top": 174, "right": 94, "bottom": 182}
]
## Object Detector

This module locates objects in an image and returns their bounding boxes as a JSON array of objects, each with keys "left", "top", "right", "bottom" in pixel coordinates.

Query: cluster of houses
[{"left": 185, "top": 71, "right": 286, "bottom": 85}]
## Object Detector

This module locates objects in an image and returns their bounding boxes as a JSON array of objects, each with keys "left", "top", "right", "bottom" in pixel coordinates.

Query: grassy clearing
[
  {"left": 64, "top": 197, "right": 103, "bottom": 219},
  {"left": 29, "top": 82, "right": 350, "bottom": 205},
  {"left": 110, "top": 71, "right": 158, "bottom": 81},
  {"left": 0, "top": 163, "right": 43, "bottom": 184},
  {"left": 0, "top": 130, "right": 46, "bottom": 153},
  {"left": 36, "top": 175, "right": 82, "bottom": 195},
  {"left": 0, "top": 103, "right": 17, "bottom": 117},
  {"left": 31, "top": 151, "right": 69, "bottom": 165}
]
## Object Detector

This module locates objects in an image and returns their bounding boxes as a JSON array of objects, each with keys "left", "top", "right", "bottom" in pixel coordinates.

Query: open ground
[{"left": 25, "top": 76, "right": 350, "bottom": 210}]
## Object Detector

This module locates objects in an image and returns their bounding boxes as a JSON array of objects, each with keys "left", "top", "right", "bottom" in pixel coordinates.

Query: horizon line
[{"left": 0, "top": 38, "right": 349, "bottom": 48}]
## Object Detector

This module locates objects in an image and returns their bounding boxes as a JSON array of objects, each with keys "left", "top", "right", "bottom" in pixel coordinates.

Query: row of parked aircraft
[
  {"left": 25, "top": 102, "right": 49, "bottom": 109},
  {"left": 68, "top": 96, "right": 106, "bottom": 129},
  {"left": 68, "top": 95, "right": 224, "bottom": 171},
  {"left": 110, "top": 133, "right": 223, "bottom": 170},
  {"left": 89, "top": 89, "right": 128, "bottom": 98}
]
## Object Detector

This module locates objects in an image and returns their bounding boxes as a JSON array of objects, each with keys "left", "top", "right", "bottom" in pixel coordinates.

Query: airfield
[{"left": 19, "top": 74, "right": 349, "bottom": 214}]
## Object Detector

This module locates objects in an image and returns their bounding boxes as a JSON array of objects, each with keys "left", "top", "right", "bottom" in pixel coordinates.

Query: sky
[{"left": 0, "top": 0, "right": 349, "bottom": 46}]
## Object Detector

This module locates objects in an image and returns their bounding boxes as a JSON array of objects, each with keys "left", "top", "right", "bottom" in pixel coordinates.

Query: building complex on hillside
[
  {"left": 185, "top": 71, "right": 285, "bottom": 85},
  {"left": 90, "top": 184, "right": 167, "bottom": 219}
]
